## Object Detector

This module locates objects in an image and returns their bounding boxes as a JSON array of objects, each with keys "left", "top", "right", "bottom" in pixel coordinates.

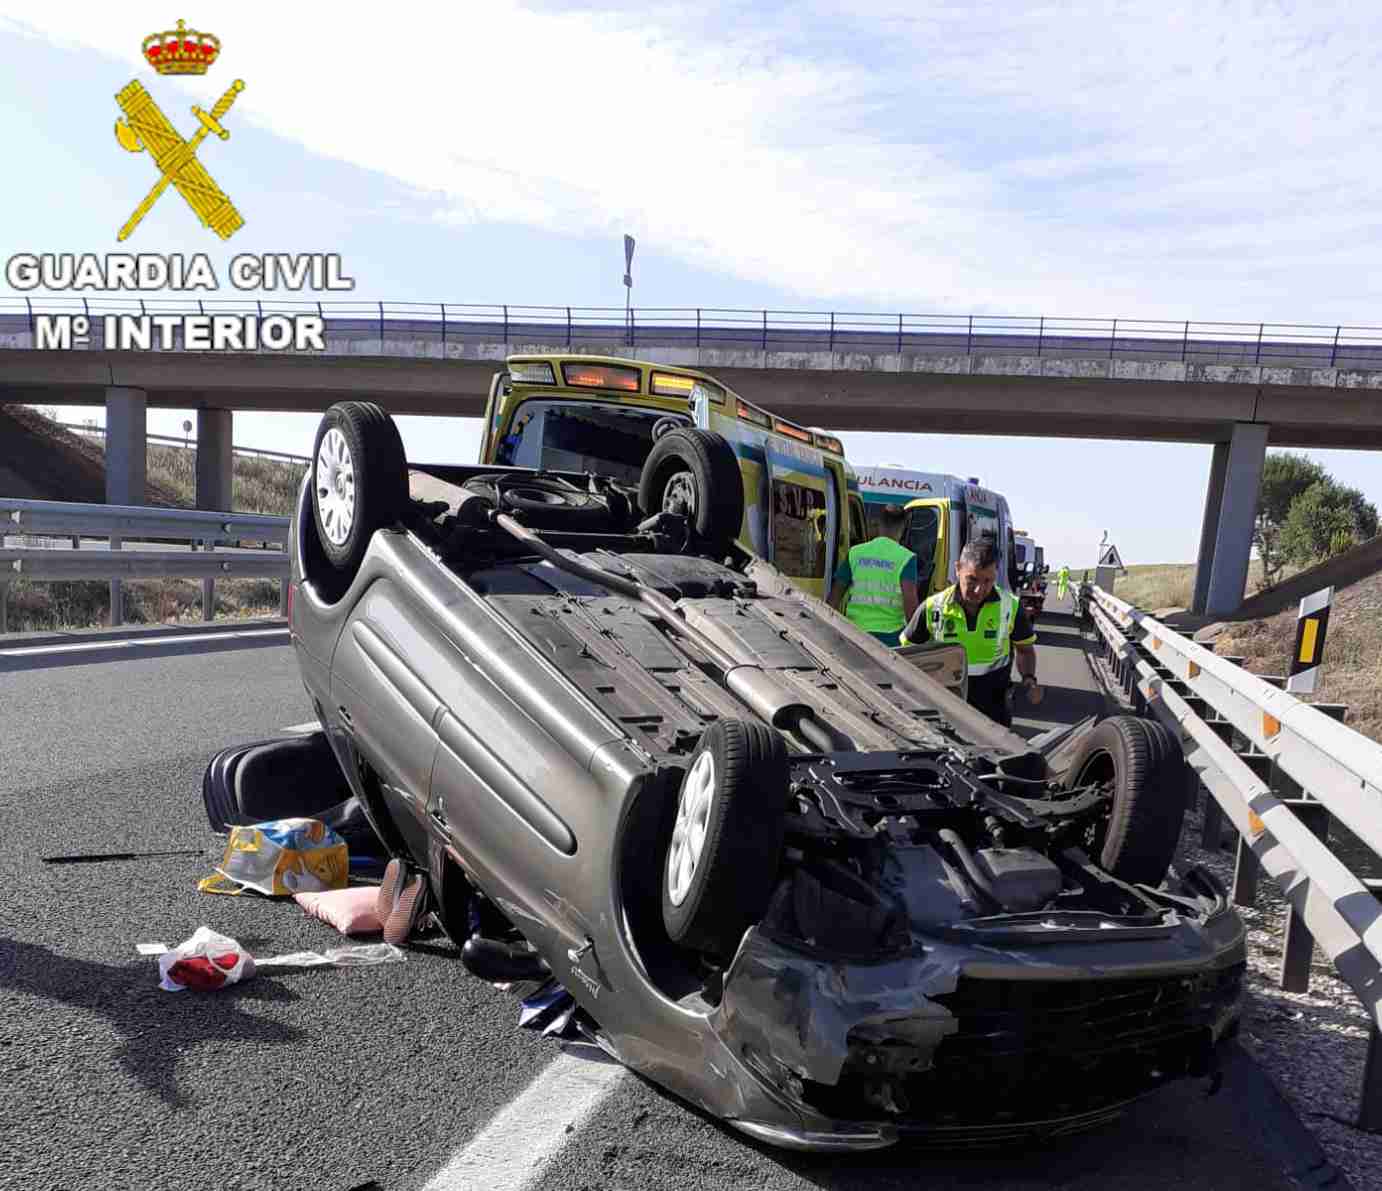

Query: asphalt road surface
[{"left": 0, "top": 606, "right": 1337, "bottom": 1191}]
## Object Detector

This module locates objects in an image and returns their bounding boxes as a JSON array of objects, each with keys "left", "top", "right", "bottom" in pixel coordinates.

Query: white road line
[
  {"left": 279, "top": 721, "right": 321, "bottom": 735},
  {"left": 0, "top": 627, "right": 288, "bottom": 658},
  {"left": 423, "top": 1049, "right": 625, "bottom": 1191}
]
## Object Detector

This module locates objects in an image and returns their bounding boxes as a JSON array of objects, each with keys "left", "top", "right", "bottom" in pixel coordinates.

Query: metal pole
[
  {"left": 1109, "top": 318, "right": 1118, "bottom": 359},
  {"left": 0, "top": 577, "right": 8, "bottom": 635},
  {"left": 202, "top": 540, "right": 215, "bottom": 622},
  {"left": 966, "top": 315, "right": 973, "bottom": 355},
  {"left": 441, "top": 304, "right": 447, "bottom": 350},
  {"left": 1182, "top": 320, "right": 1190, "bottom": 361},
  {"left": 378, "top": 301, "right": 384, "bottom": 351},
  {"left": 1036, "top": 316, "right": 1044, "bottom": 356},
  {"left": 566, "top": 306, "right": 571, "bottom": 347},
  {"left": 1330, "top": 325, "right": 1341, "bottom": 368},
  {"left": 696, "top": 308, "right": 701, "bottom": 348},
  {"left": 1255, "top": 323, "right": 1264, "bottom": 364},
  {"left": 897, "top": 313, "right": 903, "bottom": 354},
  {"left": 829, "top": 312, "right": 835, "bottom": 353},
  {"left": 503, "top": 305, "right": 509, "bottom": 344}
]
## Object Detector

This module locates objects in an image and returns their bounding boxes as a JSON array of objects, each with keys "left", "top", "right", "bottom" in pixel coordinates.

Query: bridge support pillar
[
  {"left": 1192, "top": 422, "right": 1268, "bottom": 617},
  {"left": 104, "top": 387, "right": 147, "bottom": 506},
  {"left": 196, "top": 408, "right": 234, "bottom": 511}
]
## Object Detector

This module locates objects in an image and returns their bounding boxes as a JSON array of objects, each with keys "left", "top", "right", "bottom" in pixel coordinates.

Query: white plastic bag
[{"left": 157, "top": 926, "right": 256, "bottom": 992}]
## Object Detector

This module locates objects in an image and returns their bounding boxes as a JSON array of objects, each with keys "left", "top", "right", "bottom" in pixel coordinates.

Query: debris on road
[
  {"left": 197, "top": 817, "right": 348, "bottom": 897},
  {"left": 42, "top": 847, "right": 205, "bottom": 864},
  {"left": 153, "top": 925, "right": 405, "bottom": 991},
  {"left": 293, "top": 886, "right": 384, "bottom": 936}
]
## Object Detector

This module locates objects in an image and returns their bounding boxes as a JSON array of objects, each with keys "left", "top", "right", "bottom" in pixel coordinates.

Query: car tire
[
  {"left": 464, "top": 474, "right": 616, "bottom": 532},
  {"left": 662, "top": 718, "right": 789, "bottom": 957},
  {"left": 639, "top": 428, "right": 744, "bottom": 551},
  {"left": 1063, "top": 714, "right": 1187, "bottom": 885},
  {"left": 311, "top": 401, "right": 408, "bottom": 579}
]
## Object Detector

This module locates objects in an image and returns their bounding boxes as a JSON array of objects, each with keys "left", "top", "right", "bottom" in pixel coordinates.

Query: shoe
[
  {"left": 460, "top": 936, "right": 551, "bottom": 983},
  {"left": 378, "top": 858, "right": 426, "bottom": 945}
]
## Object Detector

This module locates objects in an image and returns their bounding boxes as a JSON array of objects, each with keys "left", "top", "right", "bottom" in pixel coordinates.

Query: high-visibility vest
[
  {"left": 844, "top": 536, "right": 915, "bottom": 634},
  {"left": 907, "top": 584, "right": 1021, "bottom": 675}
]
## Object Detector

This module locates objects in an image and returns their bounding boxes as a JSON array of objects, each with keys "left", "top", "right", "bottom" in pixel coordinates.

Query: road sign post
[{"left": 623, "top": 234, "right": 635, "bottom": 345}]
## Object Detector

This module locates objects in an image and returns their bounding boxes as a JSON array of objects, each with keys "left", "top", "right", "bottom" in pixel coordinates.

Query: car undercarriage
[{"left": 265, "top": 402, "right": 1248, "bottom": 1149}]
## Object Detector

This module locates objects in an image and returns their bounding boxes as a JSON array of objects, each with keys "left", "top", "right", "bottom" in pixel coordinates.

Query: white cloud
[{"left": 5, "top": 0, "right": 1382, "bottom": 320}]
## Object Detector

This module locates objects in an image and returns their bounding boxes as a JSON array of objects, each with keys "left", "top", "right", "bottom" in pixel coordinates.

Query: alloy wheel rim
[
  {"left": 316, "top": 427, "right": 356, "bottom": 545},
  {"left": 663, "top": 471, "right": 698, "bottom": 518},
  {"left": 667, "top": 749, "right": 716, "bottom": 906}
]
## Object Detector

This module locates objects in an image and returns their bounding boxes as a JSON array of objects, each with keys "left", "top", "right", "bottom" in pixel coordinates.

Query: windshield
[{"left": 494, "top": 399, "right": 692, "bottom": 485}]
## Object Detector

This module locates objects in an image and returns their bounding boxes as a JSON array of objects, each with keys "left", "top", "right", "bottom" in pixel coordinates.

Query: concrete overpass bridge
[{"left": 4, "top": 300, "right": 1382, "bottom": 616}]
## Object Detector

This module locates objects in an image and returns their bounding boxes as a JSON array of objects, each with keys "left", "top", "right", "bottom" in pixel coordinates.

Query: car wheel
[
  {"left": 638, "top": 428, "right": 744, "bottom": 551},
  {"left": 464, "top": 475, "right": 617, "bottom": 532},
  {"left": 311, "top": 402, "right": 407, "bottom": 579},
  {"left": 1063, "top": 715, "right": 1187, "bottom": 885},
  {"left": 662, "top": 718, "right": 789, "bottom": 957}
]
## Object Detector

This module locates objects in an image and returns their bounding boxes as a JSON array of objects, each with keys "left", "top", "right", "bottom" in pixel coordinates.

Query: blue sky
[{"left": 4, "top": 1, "right": 1382, "bottom": 566}]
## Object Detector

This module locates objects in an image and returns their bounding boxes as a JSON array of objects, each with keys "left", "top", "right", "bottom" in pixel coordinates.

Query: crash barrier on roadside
[
  {"left": 0, "top": 497, "right": 290, "bottom": 630},
  {"left": 1075, "top": 580, "right": 1382, "bottom": 1132}
]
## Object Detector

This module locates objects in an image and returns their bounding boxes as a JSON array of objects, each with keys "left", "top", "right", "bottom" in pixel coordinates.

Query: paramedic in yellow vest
[
  {"left": 827, "top": 503, "right": 920, "bottom": 647},
  {"left": 900, "top": 539, "right": 1042, "bottom": 728}
]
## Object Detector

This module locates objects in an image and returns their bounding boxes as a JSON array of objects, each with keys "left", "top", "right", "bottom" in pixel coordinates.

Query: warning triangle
[{"left": 1098, "top": 543, "right": 1125, "bottom": 569}]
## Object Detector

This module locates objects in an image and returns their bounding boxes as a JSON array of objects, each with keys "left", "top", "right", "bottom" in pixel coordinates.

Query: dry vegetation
[
  {"left": 1215, "top": 571, "right": 1382, "bottom": 744},
  {"left": 2, "top": 426, "right": 307, "bottom": 634}
]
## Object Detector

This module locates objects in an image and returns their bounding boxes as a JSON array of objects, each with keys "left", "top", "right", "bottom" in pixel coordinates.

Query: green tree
[
  {"left": 1280, "top": 480, "right": 1380, "bottom": 564},
  {"left": 1254, "top": 453, "right": 1328, "bottom": 586}
]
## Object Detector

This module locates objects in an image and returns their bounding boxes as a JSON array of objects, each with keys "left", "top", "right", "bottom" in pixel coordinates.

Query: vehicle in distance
[
  {"left": 276, "top": 400, "right": 1246, "bottom": 1151},
  {"left": 1013, "top": 528, "right": 1049, "bottom": 620}
]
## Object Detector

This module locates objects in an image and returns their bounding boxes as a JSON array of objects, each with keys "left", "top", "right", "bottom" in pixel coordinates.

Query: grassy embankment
[
  {"left": 3, "top": 434, "right": 306, "bottom": 633},
  {"left": 1060, "top": 561, "right": 1271, "bottom": 612}
]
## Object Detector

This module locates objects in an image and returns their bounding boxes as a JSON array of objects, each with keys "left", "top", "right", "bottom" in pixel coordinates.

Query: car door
[
  {"left": 330, "top": 576, "right": 442, "bottom": 862},
  {"left": 904, "top": 498, "right": 948, "bottom": 597}
]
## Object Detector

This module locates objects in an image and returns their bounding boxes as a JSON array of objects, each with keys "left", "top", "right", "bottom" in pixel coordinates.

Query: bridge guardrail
[
  {"left": 1076, "top": 580, "right": 1382, "bottom": 1131},
  {"left": 0, "top": 498, "right": 291, "bottom": 631},
  {"left": 5, "top": 298, "right": 1382, "bottom": 367}
]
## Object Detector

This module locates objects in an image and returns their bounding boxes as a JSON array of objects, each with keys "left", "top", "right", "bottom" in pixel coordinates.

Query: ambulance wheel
[{"left": 639, "top": 428, "right": 743, "bottom": 550}]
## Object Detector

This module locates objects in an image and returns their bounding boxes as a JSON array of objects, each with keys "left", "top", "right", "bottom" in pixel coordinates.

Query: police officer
[
  {"left": 827, "top": 504, "right": 920, "bottom": 647},
  {"left": 900, "top": 539, "right": 1042, "bottom": 727}
]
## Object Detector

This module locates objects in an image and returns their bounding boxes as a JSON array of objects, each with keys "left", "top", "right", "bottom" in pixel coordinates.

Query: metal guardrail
[
  {"left": 56, "top": 422, "right": 312, "bottom": 466},
  {"left": 1076, "top": 581, "right": 1382, "bottom": 1130},
  {"left": 0, "top": 498, "right": 291, "bottom": 631},
  {"left": 5, "top": 298, "right": 1382, "bottom": 367}
]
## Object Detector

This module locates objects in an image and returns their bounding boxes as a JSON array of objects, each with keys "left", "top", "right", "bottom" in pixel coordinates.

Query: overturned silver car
[{"left": 271, "top": 399, "right": 1245, "bottom": 1150}]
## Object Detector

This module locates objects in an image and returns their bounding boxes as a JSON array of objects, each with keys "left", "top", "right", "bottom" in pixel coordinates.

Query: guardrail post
[
  {"left": 1330, "top": 325, "right": 1341, "bottom": 368},
  {"left": 762, "top": 310, "right": 768, "bottom": 351},
  {"left": 1255, "top": 323, "right": 1264, "bottom": 364},
  {"left": 897, "top": 313, "right": 903, "bottom": 354},
  {"left": 696, "top": 308, "right": 701, "bottom": 348},
  {"left": 966, "top": 315, "right": 973, "bottom": 355},
  {"left": 441, "top": 304, "right": 447, "bottom": 351},
  {"left": 109, "top": 531, "right": 123, "bottom": 627},
  {"left": 1109, "top": 318, "right": 1118, "bottom": 359},
  {"left": 1036, "top": 316, "right": 1044, "bottom": 356},
  {"left": 202, "top": 539, "right": 215, "bottom": 622},
  {"left": 1279, "top": 799, "right": 1333, "bottom": 993},
  {"left": 1230, "top": 753, "right": 1274, "bottom": 906},
  {"left": 1182, "top": 320, "right": 1190, "bottom": 361},
  {"left": 503, "top": 305, "right": 509, "bottom": 345},
  {"left": 0, "top": 575, "right": 8, "bottom": 634},
  {"left": 378, "top": 301, "right": 384, "bottom": 352},
  {"left": 1362, "top": 1019, "right": 1382, "bottom": 1133},
  {"left": 566, "top": 306, "right": 571, "bottom": 347}
]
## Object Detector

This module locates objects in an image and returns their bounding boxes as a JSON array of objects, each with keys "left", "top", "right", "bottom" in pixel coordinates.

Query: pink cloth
[{"left": 293, "top": 886, "right": 383, "bottom": 936}]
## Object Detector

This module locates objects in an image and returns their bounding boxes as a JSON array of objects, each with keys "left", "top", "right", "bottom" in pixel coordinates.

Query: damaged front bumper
[{"left": 706, "top": 889, "right": 1246, "bottom": 1149}]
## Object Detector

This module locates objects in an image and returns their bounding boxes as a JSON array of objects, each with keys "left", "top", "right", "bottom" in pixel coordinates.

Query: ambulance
[
  {"left": 478, "top": 354, "right": 863, "bottom": 597},
  {"left": 854, "top": 463, "right": 1021, "bottom": 599},
  {"left": 1012, "top": 529, "right": 1049, "bottom": 620}
]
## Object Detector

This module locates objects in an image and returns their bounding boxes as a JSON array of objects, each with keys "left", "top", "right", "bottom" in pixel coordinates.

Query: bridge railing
[
  {"left": 5, "top": 297, "right": 1382, "bottom": 367},
  {"left": 0, "top": 498, "right": 290, "bottom": 632},
  {"left": 1075, "top": 579, "right": 1382, "bottom": 1130}
]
